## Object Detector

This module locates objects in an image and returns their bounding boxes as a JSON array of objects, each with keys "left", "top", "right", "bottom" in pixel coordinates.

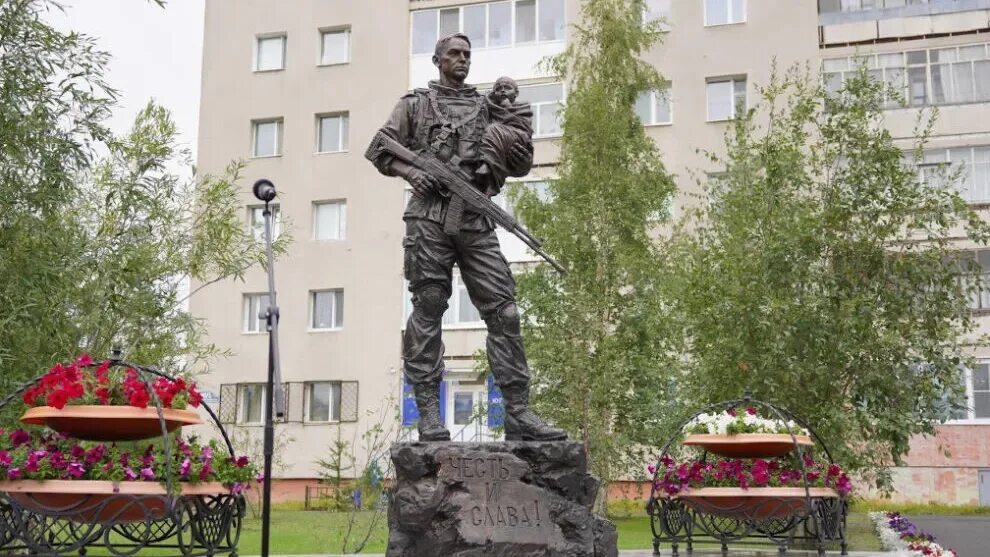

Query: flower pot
[
  {"left": 683, "top": 433, "right": 813, "bottom": 458},
  {"left": 0, "top": 480, "right": 229, "bottom": 523},
  {"left": 674, "top": 487, "right": 839, "bottom": 520},
  {"left": 20, "top": 406, "right": 202, "bottom": 441}
]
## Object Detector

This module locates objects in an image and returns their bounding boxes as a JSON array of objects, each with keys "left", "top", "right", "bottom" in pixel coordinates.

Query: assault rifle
[{"left": 366, "top": 130, "right": 566, "bottom": 276}]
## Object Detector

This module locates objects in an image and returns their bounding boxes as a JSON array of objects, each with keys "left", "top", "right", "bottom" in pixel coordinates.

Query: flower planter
[
  {"left": 672, "top": 487, "right": 839, "bottom": 520},
  {"left": 0, "top": 480, "right": 229, "bottom": 523},
  {"left": 683, "top": 433, "right": 813, "bottom": 458},
  {"left": 20, "top": 405, "right": 202, "bottom": 441}
]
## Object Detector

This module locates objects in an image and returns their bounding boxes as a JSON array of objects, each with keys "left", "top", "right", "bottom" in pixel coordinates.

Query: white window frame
[
  {"left": 409, "top": 0, "right": 566, "bottom": 55},
  {"left": 310, "top": 289, "right": 344, "bottom": 331},
  {"left": 948, "top": 361, "right": 990, "bottom": 424},
  {"left": 316, "top": 113, "right": 349, "bottom": 154},
  {"left": 319, "top": 27, "right": 350, "bottom": 66},
  {"left": 449, "top": 386, "right": 486, "bottom": 427},
  {"left": 249, "top": 204, "right": 281, "bottom": 242},
  {"left": 313, "top": 200, "right": 347, "bottom": 241},
  {"left": 304, "top": 381, "right": 342, "bottom": 423},
  {"left": 918, "top": 146, "right": 990, "bottom": 204},
  {"left": 636, "top": 85, "right": 673, "bottom": 126},
  {"left": 242, "top": 293, "right": 270, "bottom": 334},
  {"left": 254, "top": 33, "right": 286, "bottom": 72},
  {"left": 519, "top": 82, "right": 565, "bottom": 139},
  {"left": 252, "top": 119, "right": 283, "bottom": 158},
  {"left": 706, "top": 77, "right": 747, "bottom": 122},
  {"left": 443, "top": 270, "right": 485, "bottom": 329},
  {"left": 823, "top": 43, "right": 990, "bottom": 109},
  {"left": 237, "top": 383, "right": 266, "bottom": 425},
  {"left": 704, "top": 0, "right": 746, "bottom": 27}
]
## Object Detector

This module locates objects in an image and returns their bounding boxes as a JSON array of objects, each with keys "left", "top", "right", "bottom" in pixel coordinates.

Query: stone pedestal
[{"left": 386, "top": 441, "right": 618, "bottom": 557}]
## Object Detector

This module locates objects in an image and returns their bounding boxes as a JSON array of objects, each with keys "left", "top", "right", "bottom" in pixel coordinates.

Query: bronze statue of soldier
[{"left": 368, "top": 33, "right": 566, "bottom": 443}]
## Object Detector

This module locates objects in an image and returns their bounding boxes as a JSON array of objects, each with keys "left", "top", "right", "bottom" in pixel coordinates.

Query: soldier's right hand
[{"left": 407, "top": 168, "right": 440, "bottom": 198}]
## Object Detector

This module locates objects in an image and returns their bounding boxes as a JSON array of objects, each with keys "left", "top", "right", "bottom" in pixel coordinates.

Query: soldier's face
[{"left": 434, "top": 38, "right": 471, "bottom": 82}]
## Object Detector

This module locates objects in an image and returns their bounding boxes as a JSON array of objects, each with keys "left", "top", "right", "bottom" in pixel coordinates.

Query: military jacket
[{"left": 371, "top": 80, "right": 496, "bottom": 231}]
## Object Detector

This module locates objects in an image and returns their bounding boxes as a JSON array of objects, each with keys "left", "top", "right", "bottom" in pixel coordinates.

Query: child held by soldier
[{"left": 476, "top": 76, "right": 534, "bottom": 194}]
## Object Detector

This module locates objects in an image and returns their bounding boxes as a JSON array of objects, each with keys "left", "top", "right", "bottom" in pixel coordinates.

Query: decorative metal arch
[
  {"left": 646, "top": 392, "right": 849, "bottom": 557},
  {"left": 0, "top": 351, "right": 245, "bottom": 557}
]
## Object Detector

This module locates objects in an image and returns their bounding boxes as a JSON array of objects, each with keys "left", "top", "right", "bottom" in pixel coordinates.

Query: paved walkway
[{"left": 909, "top": 514, "right": 990, "bottom": 557}]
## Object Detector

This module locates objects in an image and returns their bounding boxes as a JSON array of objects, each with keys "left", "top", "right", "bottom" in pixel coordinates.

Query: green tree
[
  {"left": 664, "top": 65, "right": 990, "bottom": 490},
  {"left": 0, "top": 0, "right": 269, "bottom": 416},
  {"left": 511, "top": 0, "right": 677, "bottom": 491}
]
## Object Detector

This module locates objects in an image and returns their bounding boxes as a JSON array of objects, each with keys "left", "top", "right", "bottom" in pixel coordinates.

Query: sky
[{"left": 50, "top": 0, "right": 206, "bottom": 162}]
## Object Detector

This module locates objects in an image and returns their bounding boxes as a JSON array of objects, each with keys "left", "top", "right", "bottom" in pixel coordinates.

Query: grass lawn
[{"left": 80, "top": 509, "right": 881, "bottom": 555}]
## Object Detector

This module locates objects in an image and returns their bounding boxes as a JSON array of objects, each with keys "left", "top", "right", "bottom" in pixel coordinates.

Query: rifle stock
[{"left": 366, "top": 131, "right": 566, "bottom": 276}]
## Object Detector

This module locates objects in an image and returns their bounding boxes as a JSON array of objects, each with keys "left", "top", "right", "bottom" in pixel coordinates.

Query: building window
[
  {"left": 919, "top": 146, "right": 990, "bottom": 204},
  {"left": 818, "top": 0, "right": 931, "bottom": 13},
  {"left": 519, "top": 82, "right": 564, "bottom": 137},
  {"left": 635, "top": 85, "right": 672, "bottom": 125},
  {"left": 243, "top": 293, "right": 270, "bottom": 333},
  {"left": 314, "top": 201, "right": 346, "bottom": 240},
  {"left": 306, "top": 381, "right": 342, "bottom": 422},
  {"left": 320, "top": 28, "right": 350, "bottom": 66},
  {"left": 317, "top": 113, "right": 349, "bottom": 153},
  {"left": 444, "top": 272, "right": 483, "bottom": 327},
  {"left": 823, "top": 43, "right": 990, "bottom": 108},
  {"left": 410, "top": 0, "right": 565, "bottom": 55},
  {"left": 706, "top": 77, "right": 746, "bottom": 121},
  {"left": 453, "top": 391, "right": 477, "bottom": 425},
  {"left": 705, "top": 0, "right": 745, "bottom": 26},
  {"left": 252, "top": 119, "right": 283, "bottom": 157},
  {"left": 643, "top": 0, "right": 672, "bottom": 30},
  {"left": 312, "top": 290, "right": 344, "bottom": 330},
  {"left": 249, "top": 204, "right": 281, "bottom": 242},
  {"left": 238, "top": 384, "right": 265, "bottom": 424},
  {"left": 255, "top": 35, "right": 286, "bottom": 71},
  {"left": 954, "top": 362, "right": 990, "bottom": 420},
  {"left": 958, "top": 250, "right": 990, "bottom": 312},
  {"left": 972, "top": 363, "right": 990, "bottom": 418}
]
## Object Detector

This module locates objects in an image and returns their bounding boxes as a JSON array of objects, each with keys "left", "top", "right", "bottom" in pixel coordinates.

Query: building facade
[{"left": 193, "top": 0, "right": 990, "bottom": 504}]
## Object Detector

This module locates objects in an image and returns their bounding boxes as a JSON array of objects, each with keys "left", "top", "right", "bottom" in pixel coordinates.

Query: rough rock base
[{"left": 386, "top": 441, "right": 618, "bottom": 557}]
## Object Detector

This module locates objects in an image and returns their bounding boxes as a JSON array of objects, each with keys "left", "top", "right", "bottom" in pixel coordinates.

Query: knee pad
[
  {"left": 412, "top": 284, "right": 449, "bottom": 319},
  {"left": 487, "top": 302, "right": 521, "bottom": 336}
]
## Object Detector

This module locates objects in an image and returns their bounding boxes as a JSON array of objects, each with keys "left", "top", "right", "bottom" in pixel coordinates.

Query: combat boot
[
  {"left": 414, "top": 382, "right": 450, "bottom": 442},
  {"left": 502, "top": 387, "right": 567, "bottom": 442}
]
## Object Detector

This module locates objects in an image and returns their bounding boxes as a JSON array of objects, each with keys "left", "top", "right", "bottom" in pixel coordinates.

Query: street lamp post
[{"left": 253, "top": 178, "right": 285, "bottom": 557}]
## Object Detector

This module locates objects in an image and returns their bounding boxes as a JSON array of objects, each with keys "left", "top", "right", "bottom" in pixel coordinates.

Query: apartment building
[{"left": 193, "top": 0, "right": 989, "bottom": 504}]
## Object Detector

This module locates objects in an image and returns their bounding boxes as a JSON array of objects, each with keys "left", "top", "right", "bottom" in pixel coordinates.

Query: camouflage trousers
[{"left": 402, "top": 218, "right": 530, "bottom": 395}]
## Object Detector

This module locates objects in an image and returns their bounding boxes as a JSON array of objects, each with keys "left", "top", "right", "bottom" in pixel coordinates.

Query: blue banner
[
  {"left": 487, "top": 374, "right": 504, "bottom": 428},
  {"left": 401, "top": 380, "right": 418, "bottom": 426},
  {"left": 402, "top": 377, "right": 449, "bottom": 426}
]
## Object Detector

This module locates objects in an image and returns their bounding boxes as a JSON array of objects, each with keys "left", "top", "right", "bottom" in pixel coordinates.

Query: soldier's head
[{"left": 433, "top": 33, "right": 472, "bottom": 85}]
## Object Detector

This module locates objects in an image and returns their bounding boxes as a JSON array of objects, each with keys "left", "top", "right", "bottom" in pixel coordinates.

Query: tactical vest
[{"left": 411, "top": 88, "right": 488, "bottom": 168}]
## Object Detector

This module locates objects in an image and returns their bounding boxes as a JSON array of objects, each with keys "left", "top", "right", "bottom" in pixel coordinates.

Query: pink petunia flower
[{"left": 67, "top": 463, "right": 85, "bottom": 479}]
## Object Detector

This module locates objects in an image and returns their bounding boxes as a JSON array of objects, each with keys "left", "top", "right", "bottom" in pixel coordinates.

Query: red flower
[
  {"left": 128, "top": 389, "right": 150, "bottom": 409},
  {"left": 95, "top": 388, "right": 110, "bottom": 405},
  {"left": 188, "top": 384, "right": 203, "bottom": 408},
  {"left": 76, "top": 354, "right": 93, "bottom": 367},
  {"left": 48, "top": 390, "right": 69, "bottom": 410}
]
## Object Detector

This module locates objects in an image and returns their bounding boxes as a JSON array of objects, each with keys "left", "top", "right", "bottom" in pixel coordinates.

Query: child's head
[{"left": 491, "top": 76, "right": 519, "bottom": 107}]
